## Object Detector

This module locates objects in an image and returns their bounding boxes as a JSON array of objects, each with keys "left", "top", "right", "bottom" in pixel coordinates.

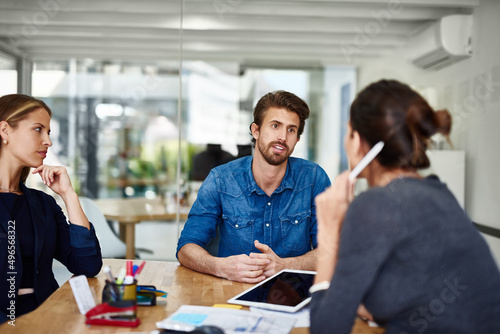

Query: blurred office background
[{"left": 1, "top": 0, "right": 499, "bottom": 267}]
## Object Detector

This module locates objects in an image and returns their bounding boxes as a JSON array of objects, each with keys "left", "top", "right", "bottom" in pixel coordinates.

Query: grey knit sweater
[{"left": 310, "top": 175, "right": 500, "bottom": 334}]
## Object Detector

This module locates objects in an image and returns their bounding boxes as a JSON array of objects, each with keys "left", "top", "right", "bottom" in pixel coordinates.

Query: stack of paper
[
  {"left": 250, "top": 306, "right": 310, "bottom": 328},
  {"left": 156, "top": 305, "right": 296, "bottom": 334}
]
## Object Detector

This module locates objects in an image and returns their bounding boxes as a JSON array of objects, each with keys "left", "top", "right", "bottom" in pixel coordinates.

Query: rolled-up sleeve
[
  {"left": 69, "top": 222, "right": 100, "bottom": 256},
  {"left": 51, "top": 197, "right": 102, "bottom": 277},
  {"left": 176, "top": 171, "right": 222, "bottom": 257}
]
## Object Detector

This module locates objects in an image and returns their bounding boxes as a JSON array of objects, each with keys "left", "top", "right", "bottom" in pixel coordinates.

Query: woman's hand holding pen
[
  {"left": 314, "top": 171, "right": 355, "bottom": 284},
  {"left": 316, "top": 172, "right": 375, "bottom": 323},
  {"left": 315, "top": 171, "right": 354, "bottom": 243}
]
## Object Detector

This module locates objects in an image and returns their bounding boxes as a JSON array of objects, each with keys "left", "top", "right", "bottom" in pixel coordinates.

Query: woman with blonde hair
[
  {"left": 311, "top": 80, "right": 500, "bottom": 333},
  {"left": 0, "top": 94, "right": 102, "bottom": 323}
]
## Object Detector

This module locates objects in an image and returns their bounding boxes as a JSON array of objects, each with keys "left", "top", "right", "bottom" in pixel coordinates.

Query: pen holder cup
[{"left": 102, "top": 279, "right": 137, "bottom": 304}]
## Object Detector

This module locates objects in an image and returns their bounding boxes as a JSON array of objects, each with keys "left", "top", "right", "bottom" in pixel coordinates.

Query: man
[{"left": 176, "top": 90, "right": 331, "bottom": 283}]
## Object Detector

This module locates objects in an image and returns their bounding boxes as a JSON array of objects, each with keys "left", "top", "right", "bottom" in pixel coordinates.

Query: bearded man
[{"left": 176, "top": 91, "right": 331, "bottom": 283}]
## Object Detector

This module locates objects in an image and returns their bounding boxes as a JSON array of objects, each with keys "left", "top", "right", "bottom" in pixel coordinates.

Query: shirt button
[
  {"left": 235, "top": 224, "right": 239, "bottom": 228},
  {"left": 267, "top": 202, "right": 271, "bottom": 206},
  {"left": 295, "top": 220, "right": 298, "bottom": 224},
  {"left": 266, "top": 223, "right": 270, "bottom": 227}
]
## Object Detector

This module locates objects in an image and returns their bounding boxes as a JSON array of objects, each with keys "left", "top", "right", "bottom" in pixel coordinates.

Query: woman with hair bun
[{"left": 310, "top": 80, "right": 500, "bottom": 333}]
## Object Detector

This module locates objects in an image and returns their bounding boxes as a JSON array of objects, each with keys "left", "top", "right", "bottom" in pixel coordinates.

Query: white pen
[
  {"left": 103, "top": 266, "right": 116, "bottom": 284},
  {"left": 348, "top": 141, "right": 385, "bottom": 182}
]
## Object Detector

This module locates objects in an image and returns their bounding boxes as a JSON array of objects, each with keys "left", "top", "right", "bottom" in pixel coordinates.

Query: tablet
[{"left": 227, "top": 269, "right": 316, "bottom": 313}]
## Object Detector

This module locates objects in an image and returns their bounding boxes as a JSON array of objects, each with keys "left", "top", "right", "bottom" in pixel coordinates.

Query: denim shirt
[{"left": 176, "top": 156, "right": 331, "bottom": 258}]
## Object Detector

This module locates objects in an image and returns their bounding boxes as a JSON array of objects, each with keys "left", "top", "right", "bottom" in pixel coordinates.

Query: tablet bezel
[{"left": 227, "top": 269, "right": 316, "bottom": 313}]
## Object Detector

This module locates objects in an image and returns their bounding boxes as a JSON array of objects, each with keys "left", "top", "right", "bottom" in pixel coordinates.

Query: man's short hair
[{"left": 250, "top": 90, "right": 310, "bottom": 146}]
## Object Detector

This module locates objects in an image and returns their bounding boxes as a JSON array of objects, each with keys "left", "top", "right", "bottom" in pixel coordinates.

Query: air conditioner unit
[{"left": 406, "top": 15, "right": 473, "bottom": 70}]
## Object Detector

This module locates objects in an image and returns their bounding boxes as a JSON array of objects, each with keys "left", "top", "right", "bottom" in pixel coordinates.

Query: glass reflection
[
  {"left": 0, "top": 50, "right": 17, "bottom": 95},
  {"left": 29, "top": 59, "right": 355, "bottom": 201}
]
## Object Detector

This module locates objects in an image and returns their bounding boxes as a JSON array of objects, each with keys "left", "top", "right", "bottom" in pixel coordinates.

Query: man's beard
[{"left": 257, "top": 139, "right": 292, "bottom": 166}]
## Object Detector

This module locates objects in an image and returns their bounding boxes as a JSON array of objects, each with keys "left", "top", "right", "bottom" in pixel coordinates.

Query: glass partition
[
  {"left": 30, "top": 59, "right": 355, "bottom": 198},
  {"left": 19, "top": 1, "right": 356, "bottom": 260},
  {"left": 30, "top": 60, "right": 183, "bottom": 200},
  {"left": 0, "top": 50, "right": 17, "bottom": 95}
]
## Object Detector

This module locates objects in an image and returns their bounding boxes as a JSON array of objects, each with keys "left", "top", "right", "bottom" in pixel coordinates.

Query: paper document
[
  {"left": 250, "top": 306, "right": 310, "bottom": 328},
  {"left": 156, "top": 305, "right": 296, "bottom": 334},
  {"left": 69, "top": 275, "right": 96, "bottom": 314}
]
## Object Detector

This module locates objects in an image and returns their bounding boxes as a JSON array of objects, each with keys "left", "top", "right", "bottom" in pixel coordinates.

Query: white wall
[{"left": 356, "top": 0, "right": 500, "bottom": 262}]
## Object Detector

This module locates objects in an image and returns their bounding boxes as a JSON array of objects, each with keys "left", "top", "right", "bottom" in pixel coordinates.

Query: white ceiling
[{"left": 0, "top": 0, "right": 477, "bottom": 68}]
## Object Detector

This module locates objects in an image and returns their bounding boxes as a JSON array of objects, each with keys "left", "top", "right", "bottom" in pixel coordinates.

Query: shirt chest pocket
[
  {"left": 279, "top": 211, "right": 311, "bottom": 252},
  {"left": 220, "top": 216, "right": 255, "bottom": 254}
]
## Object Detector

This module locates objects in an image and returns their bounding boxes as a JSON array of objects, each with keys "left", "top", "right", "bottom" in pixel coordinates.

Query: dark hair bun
[
  {"left": 434, "top": 109, "right": 452, "bottom": 136},
  {"left": 350, "top": 79, "right": 453, "bottom": 170}
]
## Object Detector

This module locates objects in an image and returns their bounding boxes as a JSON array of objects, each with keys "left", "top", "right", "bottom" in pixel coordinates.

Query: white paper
[
  {"left": 69, "top": 275, "right": 96, "bottom": 314},
  {"left": 156, "top": 305, "right": 296, "bottom": 334},
  {"left": 250, "top": 306, "right": 310, "bottom": 328}
]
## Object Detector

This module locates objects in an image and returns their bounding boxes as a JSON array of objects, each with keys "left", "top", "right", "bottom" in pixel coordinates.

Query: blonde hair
[{"left": 0, "top": 94, "right": 53, "bottom": 183}]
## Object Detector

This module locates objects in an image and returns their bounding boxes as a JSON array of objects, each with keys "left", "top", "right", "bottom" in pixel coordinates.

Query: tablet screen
[{"left": 228, "top": 270, "right": 316, "bottom": 312}]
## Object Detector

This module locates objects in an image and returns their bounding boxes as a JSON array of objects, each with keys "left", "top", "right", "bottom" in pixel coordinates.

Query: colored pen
[
  {"left": 137, "top": 286, "right": 167, "bottom": 297},
  {"left": 126, "top": 260, "right": 133, "bottom": 276},
  {"left": 107, "top": 283, "right": 119, "bottom": 302},
  {"left": 103, "top": 266, "right": 116, "bottom": 284},
  {"left": 134, "top": 261, "right": 146, "bottom": 277},
  {"left": 123, "top": 260, "right": 134, "bottom": 285},
  {"left": 115, "top": 268, "right": 126, "bottom": 284}
]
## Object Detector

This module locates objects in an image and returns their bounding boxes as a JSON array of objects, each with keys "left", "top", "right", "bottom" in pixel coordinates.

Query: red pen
[
  {"left": 124, "top": 260, "right": 134, "bottom": 284},
  {"left": 134, "top": 261, "right": 146, "bottom": 277},
  {"left": 126, "top": 260, "right": 133, "bottom": 276}
]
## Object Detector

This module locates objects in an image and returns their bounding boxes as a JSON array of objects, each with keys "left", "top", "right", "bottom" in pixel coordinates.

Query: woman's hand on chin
[{"left": 32, "top": 164, "right": 75, "bottom": 197}]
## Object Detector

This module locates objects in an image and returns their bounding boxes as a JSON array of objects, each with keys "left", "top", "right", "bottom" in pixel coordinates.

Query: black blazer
[{"left": 0, "top": 183, "right": 102, "bottom": 322}]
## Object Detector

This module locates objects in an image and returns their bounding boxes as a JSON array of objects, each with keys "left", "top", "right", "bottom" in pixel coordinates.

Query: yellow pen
[{"left": 115, "top": 268, "right": 126, "bottom": 284}]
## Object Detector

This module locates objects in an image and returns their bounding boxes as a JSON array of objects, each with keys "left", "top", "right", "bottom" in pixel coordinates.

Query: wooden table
[
  {"left": 94, "top": 197, "right": 190, "bottom": 259},
  {"left": 0, "top": 259, "right": 385, "bottom": 334}
]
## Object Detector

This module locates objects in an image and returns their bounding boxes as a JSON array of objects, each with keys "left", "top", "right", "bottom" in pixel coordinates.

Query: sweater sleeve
[{"left": 310, "top": 189, "right": 401, "bottom": 334}]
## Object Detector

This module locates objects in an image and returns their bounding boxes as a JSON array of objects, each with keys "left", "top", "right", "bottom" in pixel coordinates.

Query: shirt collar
[{"left": 246, "top": 157, "right": 295, "bottom": 196}]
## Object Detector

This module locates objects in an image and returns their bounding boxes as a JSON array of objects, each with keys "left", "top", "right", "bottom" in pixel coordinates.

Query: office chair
[
  {"left": 79, "top": 196, "right": 128, "bottom": 258},
  {"left": 51, "top": 197, "right": 128, "bottom": 284},
  {"left": 79, "top": 197, "right": 154, "bottom": 258}
]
